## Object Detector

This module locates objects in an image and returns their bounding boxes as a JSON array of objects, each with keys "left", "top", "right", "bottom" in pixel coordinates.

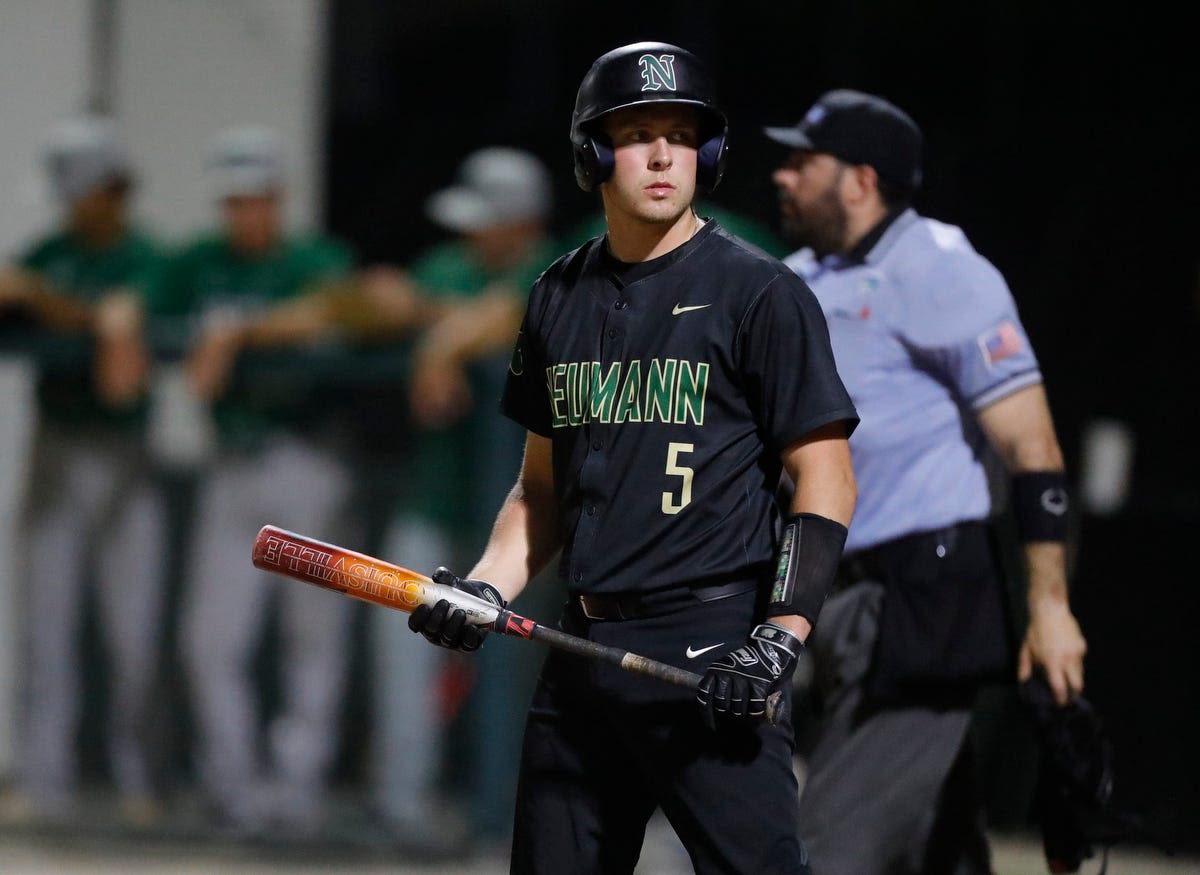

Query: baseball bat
[{"left": 251, "top": 525, "right": 785, "bottom": 724}]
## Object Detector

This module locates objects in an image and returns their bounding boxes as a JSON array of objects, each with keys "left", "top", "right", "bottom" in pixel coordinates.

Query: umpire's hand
[
  {"left": 696, "top": 623, "right": 804, "bottom": 730},
  {"left": 408, "top": 567, "right": 506, "bottom": 652}
]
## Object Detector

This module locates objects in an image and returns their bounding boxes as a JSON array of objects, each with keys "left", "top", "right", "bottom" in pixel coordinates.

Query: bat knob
[{"left": 765, "top": 690, "right": 790, "bottom": 726}]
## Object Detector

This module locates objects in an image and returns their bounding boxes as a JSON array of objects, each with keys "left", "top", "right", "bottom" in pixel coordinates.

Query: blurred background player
[
  {"left": 766, "top": 90, "right": 1088, "bottom": 874},
  {"left": 368, "top": 146, "right": 560, "bottom": 846},
  {"left": 149, "top": 125, "right": 356, "bottom": 837},
  {"left": 0, "top": 115, "right": 165, "bottom": 825}
]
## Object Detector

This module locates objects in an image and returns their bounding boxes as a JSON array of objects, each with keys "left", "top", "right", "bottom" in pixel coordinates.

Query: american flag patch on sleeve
[{"left": 977, "top": 319, "right": 1023, "bottom": 368}]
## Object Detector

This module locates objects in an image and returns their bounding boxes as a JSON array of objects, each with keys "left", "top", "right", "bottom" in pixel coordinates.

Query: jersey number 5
[{"left": 662, "top": 442, "right": 694, "bottom": 515}]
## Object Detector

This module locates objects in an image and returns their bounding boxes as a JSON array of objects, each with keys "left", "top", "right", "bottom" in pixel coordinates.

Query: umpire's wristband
[
  {"left": 766, "top": 512, "right": 848, "bottom": 624},
  {"left": 1012, "top": 471, "right": 1070, "bottom": 543}
]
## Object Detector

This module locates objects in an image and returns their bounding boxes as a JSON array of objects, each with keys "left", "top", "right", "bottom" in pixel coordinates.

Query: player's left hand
[
  {"left": 697, "top": 623, "right": 804, "bottom": 729},
  {"left": 408, "top": 567, "right": 505, "bottom": 652},
  {"left": 1019, "top": 599, "right": 1087, "bottom": 705}
]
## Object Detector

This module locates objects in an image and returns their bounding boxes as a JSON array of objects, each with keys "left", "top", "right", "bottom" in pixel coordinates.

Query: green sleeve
[
  {"left": 283, "top": 236, "right": 352, "bottom": 299},
  {"left": 15, "top": 233, "right": 63, "bottom": 273},
  {"left": 411, "top": 239, "right": 558, "bottom": 302},
  {"left": 302, "top": 237, "right": 353, "bottom": 281},
  {"left": 411, "top": 242, "right": 480, "bottom": 299}
]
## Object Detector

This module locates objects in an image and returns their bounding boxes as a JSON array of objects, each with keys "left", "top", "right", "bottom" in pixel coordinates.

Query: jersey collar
[
  {"left": 840, "top": 205, "right": 911, "bottom": 267},
  {"left": 597, "top": 219, "right": 719, "bottom": 288},
  {"left": 857, "top": 207, "right": 919, "bottom": 266},
  {"left": 808, "top": 208, "right": 917, "bottom": 279}
]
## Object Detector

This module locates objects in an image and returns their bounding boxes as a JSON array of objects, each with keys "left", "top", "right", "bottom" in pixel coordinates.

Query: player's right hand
[
  {"left": 696, "top": 623, "right": 804, "bottom": 730},
  {"left": 408, "top": 566, "right": 506, "bottom": 652}
]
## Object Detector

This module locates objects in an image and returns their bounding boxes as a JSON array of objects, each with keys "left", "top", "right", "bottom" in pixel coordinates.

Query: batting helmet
[{"left": 570, "top": 41, "right": 728, "bottom": 193}]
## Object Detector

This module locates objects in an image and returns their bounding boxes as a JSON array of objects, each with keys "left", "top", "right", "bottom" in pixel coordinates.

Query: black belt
[{"left": 575, "top": 580, "right": 757, "bottom": 621}]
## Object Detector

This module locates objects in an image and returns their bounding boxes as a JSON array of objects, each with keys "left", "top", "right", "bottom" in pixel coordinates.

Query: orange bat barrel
[{"left": 251, "top": 525, "right": 500, "bottom": 622}]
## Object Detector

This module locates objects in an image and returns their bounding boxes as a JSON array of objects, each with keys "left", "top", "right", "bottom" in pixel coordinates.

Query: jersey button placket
[{"left": 572, "top": 295, "right": 628, "bottom": 591}]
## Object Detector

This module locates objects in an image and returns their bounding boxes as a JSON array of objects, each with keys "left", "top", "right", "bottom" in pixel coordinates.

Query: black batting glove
[
  {"left": 696, "top": 623, "right": 804, "bottom": 730},
  {"left": 408, "top": 566, "right": 506, "bottom": 652}
]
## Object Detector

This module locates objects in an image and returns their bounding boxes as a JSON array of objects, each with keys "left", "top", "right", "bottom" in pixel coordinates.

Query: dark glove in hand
[
  {"left": 408, "top": 566, "right": 505, "bottom": 652},
  {"left": 696, "top": 622, "right": 803, "bottom": 729}
]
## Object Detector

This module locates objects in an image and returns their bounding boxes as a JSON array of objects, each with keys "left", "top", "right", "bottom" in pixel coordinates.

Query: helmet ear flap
[
  {"left": 573, "top": 136, "right": 615, "bottom": 192},
  {"left": 589, "top": 137, "right": 614, "bottom": 189},
  {"left": 696, "top": 131, "right": 728, "bottom": 194}
]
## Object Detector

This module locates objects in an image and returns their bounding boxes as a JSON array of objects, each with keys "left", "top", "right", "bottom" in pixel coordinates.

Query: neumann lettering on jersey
[
  {"left": 260, "top": 535, "right": 418, "bottom": 607},
  {"left": 638, "top": 54, "right": 677, "bottom": 92},
  {"left": 545, "top": 359, "right": 708, "bottom": 428}
]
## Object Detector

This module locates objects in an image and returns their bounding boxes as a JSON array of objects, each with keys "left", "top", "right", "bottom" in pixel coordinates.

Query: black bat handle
[{"left": 530, "top": 623, "right": 704, "bottom": 687}]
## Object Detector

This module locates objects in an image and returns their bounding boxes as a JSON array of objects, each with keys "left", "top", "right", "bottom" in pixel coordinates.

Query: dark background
[{"left": 324, "top": 0, "right": 1200, "bottom": 852}]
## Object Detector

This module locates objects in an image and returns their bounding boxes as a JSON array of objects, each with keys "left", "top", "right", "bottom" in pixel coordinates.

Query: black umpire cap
[{"left": 765, "top": 89, "right": 923, "bottom": 192}]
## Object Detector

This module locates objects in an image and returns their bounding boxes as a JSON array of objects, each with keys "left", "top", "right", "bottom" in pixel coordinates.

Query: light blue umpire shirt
[{"left": 785, "top": 208, "right": 1043, "bottom": 554}]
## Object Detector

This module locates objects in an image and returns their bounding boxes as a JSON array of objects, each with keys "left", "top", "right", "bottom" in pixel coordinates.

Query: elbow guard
[{"left": 766, "top": 512, "right": 848, "bottom": 625}]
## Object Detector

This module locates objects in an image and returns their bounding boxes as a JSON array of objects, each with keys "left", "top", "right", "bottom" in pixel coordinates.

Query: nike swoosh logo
[
  {"left": 686, "top": 643, "right": 724, "bottom": 659},
  {"left": 672, "top": 303, "right": 712, "bottom": 316}
]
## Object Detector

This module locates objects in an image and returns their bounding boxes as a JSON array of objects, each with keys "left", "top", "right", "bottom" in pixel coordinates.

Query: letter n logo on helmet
[{"left": 638, "top": 54, "right": 677, "bottom": 92}]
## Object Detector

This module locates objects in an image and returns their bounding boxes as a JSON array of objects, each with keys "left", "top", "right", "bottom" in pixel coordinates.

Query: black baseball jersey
[{"left": 502, "top": 221, "right": 857, "bottom": 596}]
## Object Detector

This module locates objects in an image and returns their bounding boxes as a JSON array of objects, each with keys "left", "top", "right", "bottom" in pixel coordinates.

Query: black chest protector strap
[{"left": 767, "top": 512, "right": 848, "bottom": 624}]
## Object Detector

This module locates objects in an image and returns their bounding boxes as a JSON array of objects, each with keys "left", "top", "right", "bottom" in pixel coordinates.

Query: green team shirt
[
  {"left": 147, "top": 233, "right": 352, "bottom": 448},
  {"left": 408, "top": 237, "right": 559, "bottom": 535},
  {"left": 19, "top": 228, "right": 162, "bottom": 429}
]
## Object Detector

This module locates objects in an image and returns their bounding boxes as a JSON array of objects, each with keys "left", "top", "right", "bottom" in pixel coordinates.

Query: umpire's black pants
[
  {"left": 510, "top": 588, "right": 810, "bottom": 875},
  {"left": 798, "top": 523, "right": 998, "bottom": 875}
]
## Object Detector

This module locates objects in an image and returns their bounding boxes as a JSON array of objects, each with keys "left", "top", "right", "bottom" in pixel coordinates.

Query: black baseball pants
[{"left": 509, "top": 588, "right": 810, "bottom": 875}]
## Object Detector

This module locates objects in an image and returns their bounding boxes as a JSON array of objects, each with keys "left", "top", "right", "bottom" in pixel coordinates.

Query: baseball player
[
  {"left": 0, "top": 115, "right": 165, "bottom": 824},
  {"left": 148, "top": 126, "right": 356, "bottom": 837},
  {"left": 765, "top": 90, "right": 1088, "bottom": 874},
  {"left": 408, "top": 42, "right": 858, "bottom": 874}
]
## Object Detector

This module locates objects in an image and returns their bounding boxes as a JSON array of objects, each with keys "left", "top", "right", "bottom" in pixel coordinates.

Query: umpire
[{"left": 766, "top": 90, "right": 1088, "bottom": 874}]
